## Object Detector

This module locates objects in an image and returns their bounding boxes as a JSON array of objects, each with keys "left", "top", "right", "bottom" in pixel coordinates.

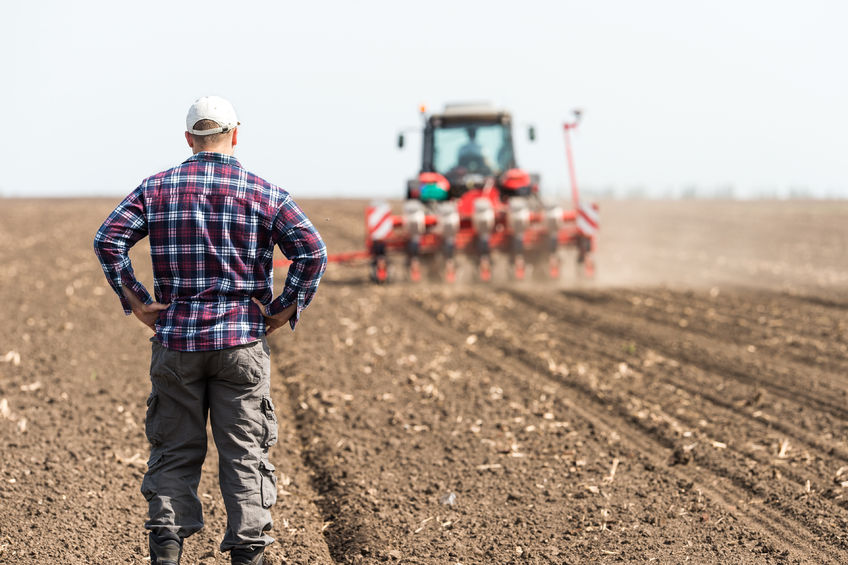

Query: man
[
  {"left": 94, "top": 96, "right": 327, "bottom": 565},
  {"left": 457, "top": 126, "right": 482, "bottom": 159},
  {"left": 456, "top": 126, "right": 491, "bottom": 174}
]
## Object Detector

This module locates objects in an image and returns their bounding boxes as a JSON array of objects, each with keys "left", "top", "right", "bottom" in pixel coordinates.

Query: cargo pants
[{"left": 142, "top": 337, "right": 278, "bottom": 553}]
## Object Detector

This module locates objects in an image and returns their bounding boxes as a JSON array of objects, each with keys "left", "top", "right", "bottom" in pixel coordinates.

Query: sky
[{"left": 2, "top": 0, "right": 846, "bottom": 200}]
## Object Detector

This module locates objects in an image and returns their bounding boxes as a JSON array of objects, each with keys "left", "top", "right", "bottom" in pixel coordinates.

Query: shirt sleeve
[
  {"left": 93, "top": 186, "right": 153, "bottom": 315},
  {"left": 267, "top": 194, "right": 328, "bottom": 329}
]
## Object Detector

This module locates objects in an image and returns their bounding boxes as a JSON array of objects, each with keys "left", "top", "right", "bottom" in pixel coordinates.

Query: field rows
[
  {"left": 273, "top": 282, "right": 848, "bottom": 563},
  {"left": 1, "top": 198, "right": 846, "bottom": 563}
]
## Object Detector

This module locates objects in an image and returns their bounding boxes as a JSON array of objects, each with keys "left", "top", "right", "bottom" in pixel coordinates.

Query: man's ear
[
  {"left": 185, "top": 131, "right": 194, "bottom": 149},
  {"left": 231, "top": 127, "right": 238, "bottom": 148}
]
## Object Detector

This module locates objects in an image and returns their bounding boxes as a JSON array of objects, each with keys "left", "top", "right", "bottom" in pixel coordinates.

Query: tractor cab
[{"left": 403, "top": 103, "right": 534, "bottom": 201}]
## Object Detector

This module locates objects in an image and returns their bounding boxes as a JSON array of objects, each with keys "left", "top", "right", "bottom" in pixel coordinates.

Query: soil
[{"left": 0, "top": 198, "right": 847, "bottom": 564}]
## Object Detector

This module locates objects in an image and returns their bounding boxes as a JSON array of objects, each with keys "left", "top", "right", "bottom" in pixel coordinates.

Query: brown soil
[{"left": 1, "top": 198, "right": 847, "bottom": 564}]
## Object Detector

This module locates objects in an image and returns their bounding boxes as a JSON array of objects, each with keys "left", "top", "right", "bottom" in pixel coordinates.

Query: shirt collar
[{"left": 184, "top": 151, "right": 242, "bottom": 168}]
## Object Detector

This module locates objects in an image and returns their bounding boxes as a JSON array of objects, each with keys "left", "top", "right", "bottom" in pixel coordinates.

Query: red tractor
[{"left": 368, "top": 103, "right": 598, "bottom": 283}]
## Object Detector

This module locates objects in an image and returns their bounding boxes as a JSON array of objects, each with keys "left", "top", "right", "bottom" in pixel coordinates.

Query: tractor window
[{"left": 433, "top": 123, "right": 512, "bottom": 176}]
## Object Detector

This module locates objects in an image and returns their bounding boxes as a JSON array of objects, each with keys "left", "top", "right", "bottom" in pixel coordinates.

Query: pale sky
[{"left": 2, "top": 0, "right": 846, "bottom": 200}]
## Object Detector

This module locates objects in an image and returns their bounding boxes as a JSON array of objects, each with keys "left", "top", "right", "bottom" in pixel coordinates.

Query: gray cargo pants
[{"left": 142, "top": 337, "right": 278, "bottom": 553}]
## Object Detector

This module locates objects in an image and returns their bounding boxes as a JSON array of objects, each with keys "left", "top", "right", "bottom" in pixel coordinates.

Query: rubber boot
[
  {"left": 231, "top": 546, "right": 265, "bottom": 565},
  {"left": 149, "top": 535, "right": 182, "bottom": 565}
]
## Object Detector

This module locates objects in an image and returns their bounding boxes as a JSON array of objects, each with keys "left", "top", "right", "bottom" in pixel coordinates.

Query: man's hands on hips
[
  {"left": 122, "top": 287, "right": 169, "bottom": 332},
  {"left": 252, "top": 298, "right": 296, "bottom": 335}
]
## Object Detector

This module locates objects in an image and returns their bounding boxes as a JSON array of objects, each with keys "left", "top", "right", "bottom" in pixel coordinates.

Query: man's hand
[
  {"left": 252, "top": 298, "right": 296, "bottom": 336},
  {"left": 122, "top": 287, "right": 169, "bottom": 332}
]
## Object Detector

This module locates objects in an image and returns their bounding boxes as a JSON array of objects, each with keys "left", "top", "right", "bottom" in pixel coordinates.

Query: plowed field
[{"left": 1, "top": 198, "right": 846, "bottom": 564}]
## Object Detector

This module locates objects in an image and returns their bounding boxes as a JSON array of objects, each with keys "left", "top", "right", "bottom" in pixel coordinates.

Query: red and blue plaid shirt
[{"left": 94, "top": 152, "right": 327, "bottom": 351}]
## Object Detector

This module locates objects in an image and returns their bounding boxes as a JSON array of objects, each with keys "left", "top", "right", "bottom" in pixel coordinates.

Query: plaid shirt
[{"left": 94, "top": 152, "right": 327, "bottom": 351}]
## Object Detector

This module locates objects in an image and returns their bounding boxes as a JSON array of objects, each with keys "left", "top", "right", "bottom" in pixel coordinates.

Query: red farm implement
[{"left": 276, "top": 104, "right": 598, "bottom": 283}]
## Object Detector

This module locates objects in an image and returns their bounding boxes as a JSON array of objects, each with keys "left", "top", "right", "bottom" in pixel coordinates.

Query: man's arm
[
  {"left": 93, "top": 186, "right": 156, "bottom": 315},
  {"left": 264, "top": 194, "right": 328, "bottom": 330}
]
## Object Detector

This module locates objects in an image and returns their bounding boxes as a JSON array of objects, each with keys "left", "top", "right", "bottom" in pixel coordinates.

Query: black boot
[
  {"left": 231, "top": 546, "right": 265, "bottom": 565},
  {"left": 149, "top": 534, "right": 182, "bottom": 565}
]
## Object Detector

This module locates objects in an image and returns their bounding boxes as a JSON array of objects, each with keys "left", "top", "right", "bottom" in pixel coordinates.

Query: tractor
[{"left": 368, "top": 103, "right": 598, "bottom": 283}]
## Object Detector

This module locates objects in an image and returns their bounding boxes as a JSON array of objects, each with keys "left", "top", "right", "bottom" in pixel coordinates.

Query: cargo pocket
[
  {"left": 150, "top": 341, "right": 180, "bottom": 382},
  {"left": 219, "top": 342, "right": 263, "bottom": 385},
  {"left": 259, "top": 460, "right": 277, "bottom": 509},
  {"left": 261, "top": 396, "right": 278, "bottom": 449},
  {"left": 144, "top": 392, "right": 162, "bottom": 446},
  {"left": 140, "top": 451, "right": 164, "bottom": 501}
]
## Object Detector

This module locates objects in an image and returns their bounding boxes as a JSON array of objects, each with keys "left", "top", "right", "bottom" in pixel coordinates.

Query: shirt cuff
[
  {"left": 117, "top": 273, "right": 153, "bottom": 315},
  {"left": 267, "top": 291, "right": 305, "bottom": 330}
]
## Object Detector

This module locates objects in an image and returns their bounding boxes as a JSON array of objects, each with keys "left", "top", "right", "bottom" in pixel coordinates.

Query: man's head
[{"left": 185, "top": 96, "right": 240, "bottom": 155}]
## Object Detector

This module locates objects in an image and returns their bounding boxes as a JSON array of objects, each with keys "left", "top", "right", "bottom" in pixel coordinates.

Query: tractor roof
[{"left": 433, "top": 103, "right": 511, "bottom": 123}]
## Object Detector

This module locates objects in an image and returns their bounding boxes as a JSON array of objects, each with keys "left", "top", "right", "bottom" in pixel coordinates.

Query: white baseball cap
[{"left": 186, "top": 96, "right": 240, "bottom": 135}]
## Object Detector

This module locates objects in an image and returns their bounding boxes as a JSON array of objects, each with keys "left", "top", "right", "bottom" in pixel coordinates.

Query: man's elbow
[
  {"left": 306, "top": 235, "right": 327, "bottom": 263},
  {"left": 316, "top": 241, "right": 328, "bottom": 271},
  {"left": 308, "top": 250, "right": 328, "bottom": 277},
  {"left": 299, "top": 244, "right": 327, "bottom": 280},
  {"left": 93, "top": 230, "right": 106, "bottom": 258},
  {"left": 93, "top": 232, "right": 126, "bottom": 268}
]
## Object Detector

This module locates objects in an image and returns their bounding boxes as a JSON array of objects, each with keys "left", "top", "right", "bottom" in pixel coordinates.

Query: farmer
[
  {"left": 93, "top": 96, "right": 327, "bottom": 565},
  {"left": 456, "top": 126, "right": 492, "bottom": 174},
  {"left": 457, "top": 126, "right": 484, "bottom": 163}
]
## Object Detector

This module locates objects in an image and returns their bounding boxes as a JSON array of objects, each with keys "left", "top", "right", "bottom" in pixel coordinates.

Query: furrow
[
  {"left": 507, "top": 288, "right": 848, "bottom": 423},
  {"left": 615, "top": 288, "right": 848, "bottom": 373},
  {"left": 487, "top": 289, "right": 848, "bottom": 466},
  {"left": 407, "top": 292, "right": 848, "bottom": 562},
  {"left": 277, "top": 362, "right": 381, "bottom": 564},
  {"left": 495, "top": 288, "right": 848, "bottom": 529}
]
